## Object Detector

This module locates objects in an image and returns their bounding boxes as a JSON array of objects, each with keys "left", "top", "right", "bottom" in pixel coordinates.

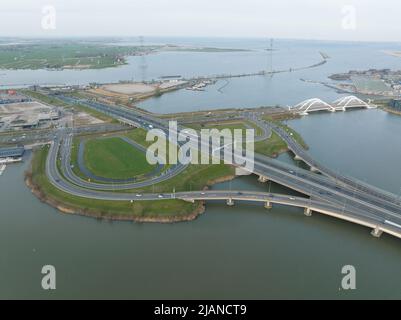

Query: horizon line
[{"left": 0, "top": 35, "right": 399, "bottom": 45}]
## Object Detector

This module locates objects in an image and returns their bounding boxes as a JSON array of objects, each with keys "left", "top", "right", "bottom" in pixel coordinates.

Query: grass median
[
  {"left": 84, "top": 137, "right": 154, "bottom": 179},
  {"left": 26, "top": 145, "right": 235, "bottom": 221}
]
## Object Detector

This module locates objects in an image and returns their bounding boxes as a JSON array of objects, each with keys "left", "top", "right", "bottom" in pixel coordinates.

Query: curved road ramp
[{"left": 47, "top": 95, "right": 401, "bottom": 241}]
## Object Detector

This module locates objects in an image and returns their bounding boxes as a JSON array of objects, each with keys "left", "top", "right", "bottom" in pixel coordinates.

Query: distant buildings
[
  {"left": 0, "top": 91, "right": 30, "bottom": 105},
  {"left": 8, "top": 110, "right": 60, "bottom": 129},
  {"left": 0, "top": 146, "right": 25, "bottom": 159},
  {"left": 0, "top": 96, "right": 60, "bottom": 131}
]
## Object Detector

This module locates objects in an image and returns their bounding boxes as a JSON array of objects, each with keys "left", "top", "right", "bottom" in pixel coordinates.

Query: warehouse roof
[{"left": 0, "top": 146, "right": 25, "bottom": 158}]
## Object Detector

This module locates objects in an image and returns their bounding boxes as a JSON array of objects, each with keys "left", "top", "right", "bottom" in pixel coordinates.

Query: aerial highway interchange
[{"left": 44, "top": 95, "right": 401, "bottom": 240}]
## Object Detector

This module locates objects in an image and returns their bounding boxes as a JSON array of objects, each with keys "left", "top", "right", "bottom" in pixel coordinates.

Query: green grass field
[
  {"left": 121, "top": 163, "right": 234, "bottom": 194},
  {"left": 0, "top": 42, "right": 161, "bottom": 70},
  {"left": 185, "top": 119, "right": 304, "bottom": 158},
  {"left": 254, "top": 132, "right": 288, "bottom": 157},
  {"left": 0, "top": 41, "right": 245, "bottom": 70},
  {"left": 274, "top": 122, "right": 308, "bottom": 149},
  {"left": 83, "top": 137, "right": 154, "bottom": 179},
  {"left": 29, "top": 146, "right": 199, "bottom": 219},
  {"left": 69, "top": 128, "right": 174, "bottom": 183},
  {"left": 70, "top": 130, "right": 234, "bottom": 193},
  {"left": 29, "top": 145, "right": 235, "bottom": 219},
  {"left": 261, "top": 117, "right": 308, "bottom": 149}
]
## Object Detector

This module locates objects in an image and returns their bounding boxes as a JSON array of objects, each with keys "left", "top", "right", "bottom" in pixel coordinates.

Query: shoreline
[
  {"left": 24, "top": 156, "right": 236, "bottom": 223},
  {"left": 380, "top": 105, "right": 401, "bottom": 117}
]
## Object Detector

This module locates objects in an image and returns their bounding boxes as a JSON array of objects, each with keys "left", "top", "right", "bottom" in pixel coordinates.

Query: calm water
[
  {"left": 2, "top": 38, "right": 401, "bottom": 112},
  {"left": 137, "top": 38, "right": 401, "bottom": 113},
  {"left": 288, "top": 109, "right": 401, "bottom": 194},
  {"left": 1, "top": 38, "right": 401, "bottom": 299},
  {"left": 1, "top": 108, "right": 401, "bottom": 299}
]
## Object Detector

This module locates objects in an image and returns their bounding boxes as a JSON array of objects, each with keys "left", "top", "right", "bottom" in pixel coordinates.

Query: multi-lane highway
[
  {"left": 255, "top": 116, "right": 401, "bottom": 211},
  {"left": 44, "top": 95, "right": 401, "bottom": 239}
]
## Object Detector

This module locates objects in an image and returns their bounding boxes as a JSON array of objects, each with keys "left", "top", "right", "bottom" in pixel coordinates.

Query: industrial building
[
  {"left": 8, "top": 110, "right": 60, "bottom": 129},
  {"left": 0, "top": 146, "right": 25, "bottom": 159},
  {"left": 0, "top": 101, "right": 60, "bottom": 131},
  {"left": 0, "top": 91, "right": 31, "bottom": 105}
]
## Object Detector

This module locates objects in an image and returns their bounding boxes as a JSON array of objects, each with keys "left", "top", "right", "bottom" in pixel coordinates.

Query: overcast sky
[{"left": 0, "top": 0, "right": 399, "bottom": 42}]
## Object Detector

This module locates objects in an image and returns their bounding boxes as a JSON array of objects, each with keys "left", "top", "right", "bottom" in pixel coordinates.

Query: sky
[{"left": 0, "top": 0, "right": 399, "bottom": 42}]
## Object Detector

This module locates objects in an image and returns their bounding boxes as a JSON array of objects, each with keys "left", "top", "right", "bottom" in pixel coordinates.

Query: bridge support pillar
[
  {"left": 258, "top": 175, "right": 269, "bottom": 183},
  {"left": 294, "top": 155, "right": 303, "bottom": 161},
  {"left": 304, "top": 207, "right": 312, "bottom": 217},
  {"left": 264, "top": 201, "right": 272, "bottom": 209},
  {"left": 183, "top": 198, "right": 195, "bottom": 203},
  {"left": 226, "top": 198, "right": 235, "bottom": 206},
  {"left": 371, "top": 227, "right": 383, "bottom": 238}
]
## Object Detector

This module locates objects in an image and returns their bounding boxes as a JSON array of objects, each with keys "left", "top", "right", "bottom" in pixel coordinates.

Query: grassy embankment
[
  {"left": 185, "top": 120, "right": 263, "bottom": 137},
  {"left": 186, "top": 119, "right": 285, "bottom": 158},
  {"left": 27, "top": 145, "right": 236, "bottom": 221},
  {"left": 28, "top": 126, "right": 235, "bottom": 221},
  {"left": 185, "top": 118, "right": 307, "bottom": 158},
  {"left": 254, "top": 127, "right": 307, "bottom": 158},
  {"left": 254, "top": 132, "right": 289, "bottom": 158},
  {"left": 274, "top": 122, "right": 308, "bottom": 149},
  {"left": 262, "top": 115, "right": 307, "bottom": 147}
]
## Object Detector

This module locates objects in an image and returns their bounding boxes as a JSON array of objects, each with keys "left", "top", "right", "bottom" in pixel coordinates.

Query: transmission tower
[
  {"left": 139, "top": 36, "right": 148, "bottom": 82},
  {"left": 268, "top": 38, "right": 274, "bottom": 74}
]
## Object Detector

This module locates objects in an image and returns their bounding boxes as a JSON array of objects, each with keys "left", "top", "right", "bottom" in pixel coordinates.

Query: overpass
[
  {"left": 260, "top": 119, "right": 401, "bottom": 212},
  {"left": 59, "top": 127, "right": 401, "bottom": 223},
  {"left": 290, "top": 96, "right": 376, "bottom": 115},
  {"left": 45, "top": 95, "right": 401, "bottom": 240},
  {"left": 45, "top": 138, "right": 401, "bottom": 239}
]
